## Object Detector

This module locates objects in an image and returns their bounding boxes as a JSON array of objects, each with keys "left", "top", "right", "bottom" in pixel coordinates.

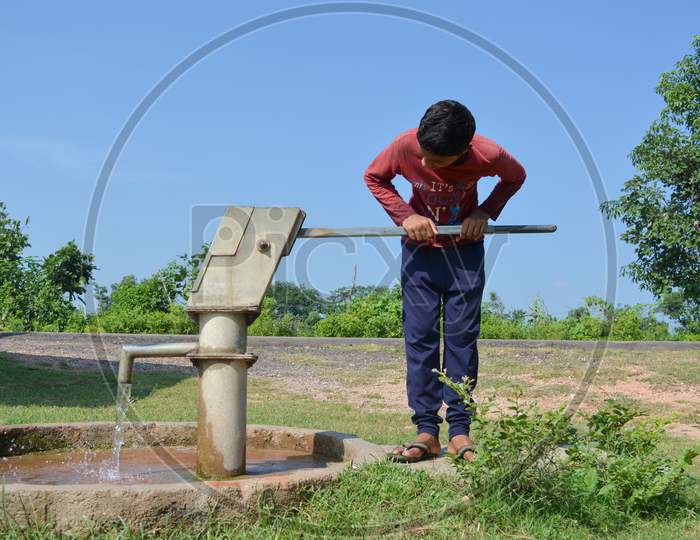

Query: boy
[{"left": 364, "top": 100, "right": 526, "bottom": 462}]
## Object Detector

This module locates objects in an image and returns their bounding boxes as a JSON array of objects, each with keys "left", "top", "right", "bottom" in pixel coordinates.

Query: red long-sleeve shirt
[{"left": 364, "top": 128, "right": 526, "bottom": 247}]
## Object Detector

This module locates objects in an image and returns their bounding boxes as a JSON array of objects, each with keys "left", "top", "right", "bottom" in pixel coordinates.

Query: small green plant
[{"left": 436, "top": 369, "right": 700, "bottom": 533}]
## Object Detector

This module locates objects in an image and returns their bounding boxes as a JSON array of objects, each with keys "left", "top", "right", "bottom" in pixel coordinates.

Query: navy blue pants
[{"left": 401, "top": 239, "right": 485, "bottom": 439}]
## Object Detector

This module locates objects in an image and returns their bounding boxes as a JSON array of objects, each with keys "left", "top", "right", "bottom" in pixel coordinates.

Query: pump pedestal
[{"left": 185, "top": 206, "right": 306, "bottom": 478}]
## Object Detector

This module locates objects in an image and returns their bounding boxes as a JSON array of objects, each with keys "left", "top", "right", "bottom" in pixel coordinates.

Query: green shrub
[
  {"left": 90, "top": 305, "right": 196, "bottom": 334},
  {"left": 526, "top": 319, "right": 568, "bottom": 340},
  {"left": 249, "top": 298, "right": 298, "bottom": 336},
  {"left": 562, "top": 313, "right": 607, "bottom": 340},
  {"left": 480, "top": 313, "right": 528, "bottom": 339},
  {"left": 107, "top": 275, "right": 171, "bottom": 313},
  {"left": 38, "top": 309, "right": 88, "bottom": 332},
  {"left": 436, "top": 370, "right": 700, "bottom": 533},
  {"left": 677, "top": 332, "right": 700, "bottom": 341},
  {"left": 314, "top": 285, "right": 403, "bottom": 338},
  {"left": 610, "top": 306, "right": 645, "bottom": 340}
]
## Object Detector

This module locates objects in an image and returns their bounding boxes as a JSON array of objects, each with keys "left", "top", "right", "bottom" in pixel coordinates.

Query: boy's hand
[
  {"left": 402, "top": 214, "right": 438, "bottom": 242},
  {"left": 460, "top": 208, "right": 490, "bottom": 240}
]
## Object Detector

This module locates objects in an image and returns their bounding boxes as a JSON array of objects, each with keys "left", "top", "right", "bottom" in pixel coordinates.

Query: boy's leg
[
  {"left": 401, "top": 241, "right": 444, "bottom": 438},
  {"left": 441, "top": 241, "right": 485, "bottom": 440}
]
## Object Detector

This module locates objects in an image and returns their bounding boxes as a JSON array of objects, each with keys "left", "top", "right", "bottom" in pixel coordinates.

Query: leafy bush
[
  {"left": 249, "top": 297, "right": 315, "bottom": 336},
  {"left": 314, "top": 285, "right": 403, "bottom": 338},
  {"left": 106, "top": 275, "right": 171, "bottom": 313},
  {"left": 562, "top": 312, "right": 607, "bottom": 340},
  {"left": 480, "top": 314, "right": 527, "bottom": 339},
  {"left": 89, "top": 305, "right": 196, "bottom": 334},
  {"left": 610, "top": 306, "right": 645, "bottom": 341},
  {"left": 437, "top": 371, "right": 700, "bottom": 532},
  {"left": 561, "top": 296, "right": 672, "bottom": 341},
  {"left": 89, "top": 251, "right": 205, "bottom": 334}
]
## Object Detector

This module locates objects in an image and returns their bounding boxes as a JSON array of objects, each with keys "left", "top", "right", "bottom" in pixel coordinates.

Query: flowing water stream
[{"left": 109, "top": 382, "right": 132, "bottom": 479}]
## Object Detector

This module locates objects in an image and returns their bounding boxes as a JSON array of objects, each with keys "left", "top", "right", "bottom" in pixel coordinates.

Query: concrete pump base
[{"left": 0, "top": 422, "right": 385, "bottom": 532}]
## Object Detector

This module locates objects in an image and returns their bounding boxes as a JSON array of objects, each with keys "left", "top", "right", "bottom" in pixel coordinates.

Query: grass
[
  {"left": 322, "top": 342, "right": 405, "bottom": 355},
  {"left": 332, "top": 361, "right": 403, "bottom": 386},
  {"left": 2, "top": 460, "right": 699, "bottom": 539},
  {"left": 276, "top": 353, "right": 337, "bottom": 368},
  {"left": 0, "top": 353, "right": 416, "bottom": 445}
]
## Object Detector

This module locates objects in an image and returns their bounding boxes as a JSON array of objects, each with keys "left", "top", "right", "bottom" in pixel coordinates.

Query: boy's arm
[
  {"left": 364, "top": 137, "right": 416, "bottom": 226},
  {"left": 477, "top": 146, "right": 527, "bottom": 220}
]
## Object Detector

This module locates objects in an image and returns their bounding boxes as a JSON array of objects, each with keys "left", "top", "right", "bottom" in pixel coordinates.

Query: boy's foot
[
  {"left": 390, "top": 432, "right": 441, "bottom": 461},
  {"left": 447, "top": 434, "right": 476, "bottom": 461}
]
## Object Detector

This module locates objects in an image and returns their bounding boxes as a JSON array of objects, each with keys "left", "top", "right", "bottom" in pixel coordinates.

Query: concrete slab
[{"left": 0, "top": 422, "right": 387, "bottom": 532}]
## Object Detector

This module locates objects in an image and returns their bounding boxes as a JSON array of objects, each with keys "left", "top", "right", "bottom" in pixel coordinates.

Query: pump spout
[{"left": 117, "top": 342, "right": 197, "bottom": 385}]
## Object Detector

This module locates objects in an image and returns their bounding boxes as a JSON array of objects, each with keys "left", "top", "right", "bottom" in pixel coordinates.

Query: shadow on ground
[{"left": 0, "top": 353, "right": 192, "bottom": 410}]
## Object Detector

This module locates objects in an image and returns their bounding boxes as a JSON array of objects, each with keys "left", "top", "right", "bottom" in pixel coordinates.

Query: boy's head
[{"left": 417, "top": 100, "right": 476, "bottom": 169}]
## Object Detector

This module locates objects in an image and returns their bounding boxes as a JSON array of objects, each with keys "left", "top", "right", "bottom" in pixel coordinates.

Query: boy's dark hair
[{"left": 417, "top": 100, "right": 476, "bottom": 156}]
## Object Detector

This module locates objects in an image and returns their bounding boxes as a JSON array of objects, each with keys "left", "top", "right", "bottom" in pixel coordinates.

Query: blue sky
[{"left": 2, "top": 1, "right": 698, "bottom": 316}]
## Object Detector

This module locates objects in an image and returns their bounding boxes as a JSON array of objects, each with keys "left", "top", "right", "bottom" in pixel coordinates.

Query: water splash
[{"left": 108, "top": 382, "right": 132, "bottom": 479}]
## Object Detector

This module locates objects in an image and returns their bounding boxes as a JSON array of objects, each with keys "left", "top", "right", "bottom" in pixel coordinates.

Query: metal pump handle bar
[{"left": 297, "top": 224, "right": 557, "bottom": 238}]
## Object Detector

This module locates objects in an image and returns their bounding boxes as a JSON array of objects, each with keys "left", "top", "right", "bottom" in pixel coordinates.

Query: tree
[
  {"left": 657, "top": 290, "right": 700, "bottom": 334},
  {"left": 266, "top": 281, "right": 327, "bottom": 321},
  {"left": 0, "top": 202, "right": 30, "bottom": 330},
  {"left": 601, "top": 36, "right": 700, "bottom": 326},
  {"left": 0, "top": 203, "right": 98, "bottom": 330},
  {"left": 43, "top": 240, "right": 96, "bottom": 303},
  {"left": 482, "top": 291, "right": 507, "bottom": 318},
  {"left": 326, "top": 285, "right": 387, "bottom": 313},
  {"left": 167, "top": 245, "right": 209, "bottom": 302},
  {"left": 14, "top": 257, "right": 76, "bottom": 331},
  {"left": 96, "top": 246, "right": 209, "bottom": 314},
  {"left": 0, "top": 202, "right": 29, "bottom": 265},
  {"left": 0, "top": 202, "right": 30, "bottom": 312},
  {"left": 527, "top": 296, "right": 554, "bottom": 325}
]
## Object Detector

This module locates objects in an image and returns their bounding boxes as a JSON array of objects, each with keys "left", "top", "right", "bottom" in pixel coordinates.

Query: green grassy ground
[
  {"left": 0, "top": 354, "right": 416, "bottom": 445},
  {"left": 2, "top": 461, "right": 699, "bottom": 539},
  {"left": 2, "top": 352, "right": 699, "bottom": 539}
]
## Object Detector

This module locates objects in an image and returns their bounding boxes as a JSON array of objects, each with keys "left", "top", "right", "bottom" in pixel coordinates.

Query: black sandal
[{"left": 387, "top": 441, "right": 440, "bottom": 463}]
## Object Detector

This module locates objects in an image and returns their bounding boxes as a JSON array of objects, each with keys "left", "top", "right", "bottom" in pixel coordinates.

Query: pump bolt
[{"left": 257, "top": 239, "right": 271, "bottom": 252}]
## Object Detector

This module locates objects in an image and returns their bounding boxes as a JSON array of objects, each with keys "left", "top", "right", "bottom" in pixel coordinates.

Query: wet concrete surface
[
  {"left": 0, "top": 445, "right": 329, "bottom": 485},
  {"left": 0, "top": 424, "right": 384, "bottom": 532}
]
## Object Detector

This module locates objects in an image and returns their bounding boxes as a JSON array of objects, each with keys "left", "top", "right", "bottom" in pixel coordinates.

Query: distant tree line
[{"left": 0, "top": 200, "right": 697, "bottom": 340}]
